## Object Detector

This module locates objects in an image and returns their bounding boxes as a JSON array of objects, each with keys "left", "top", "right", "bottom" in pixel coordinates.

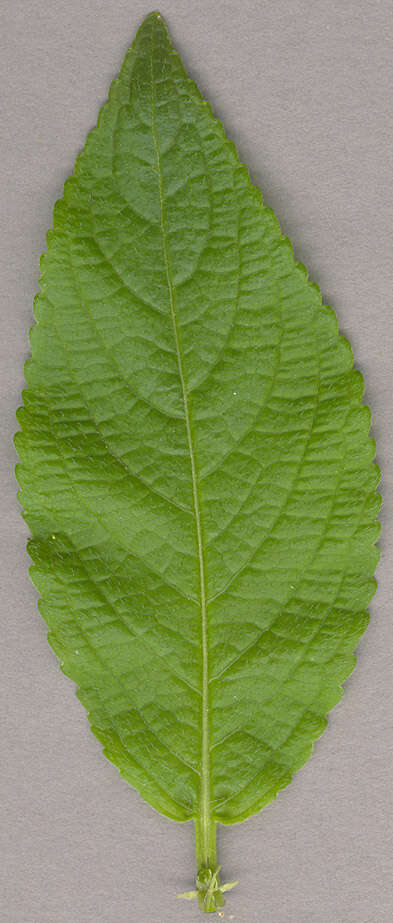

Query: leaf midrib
[{"left": 149, "top": 27, "right": 211, "bottom": 842}]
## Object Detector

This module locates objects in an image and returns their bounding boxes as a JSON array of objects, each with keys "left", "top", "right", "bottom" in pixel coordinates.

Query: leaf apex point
[{"left": 142, "top": 10, "right": 166, "bottom": 25}]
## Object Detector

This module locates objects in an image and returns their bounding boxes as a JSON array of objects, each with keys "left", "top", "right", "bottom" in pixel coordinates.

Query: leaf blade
[{"left": 15, "top": 8, "right": 380, "bottom": 858}]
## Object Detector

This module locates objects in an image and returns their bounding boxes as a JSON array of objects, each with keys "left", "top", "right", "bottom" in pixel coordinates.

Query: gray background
[{"left": 1, "top": 1, "right": 392, "bottom": 920}]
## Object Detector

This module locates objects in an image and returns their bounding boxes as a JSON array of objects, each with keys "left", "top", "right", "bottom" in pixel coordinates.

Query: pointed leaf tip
[
  {"left": 134, "top": 10, "right": 170, "bottom": 46},
  {"left": 141, "top": 10, "right": 166, "bottom": 28}
]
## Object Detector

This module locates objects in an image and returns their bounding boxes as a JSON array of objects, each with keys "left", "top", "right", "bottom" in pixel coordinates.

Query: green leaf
[{"left": 15, "top": 11, "right": 380, "bottom": 913}]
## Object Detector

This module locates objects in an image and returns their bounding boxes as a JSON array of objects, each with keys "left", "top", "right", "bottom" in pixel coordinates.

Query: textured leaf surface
[{"left": 16, "top": 10, "right": 379, "bottom": 851}]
